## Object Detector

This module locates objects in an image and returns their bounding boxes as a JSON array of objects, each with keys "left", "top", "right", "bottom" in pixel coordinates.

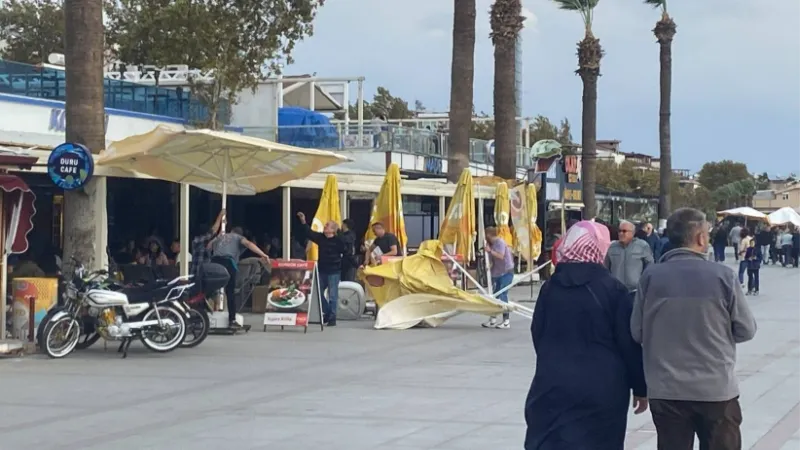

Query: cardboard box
[{"left": 251, "top": 286, "right": 271, "bottom": 313}]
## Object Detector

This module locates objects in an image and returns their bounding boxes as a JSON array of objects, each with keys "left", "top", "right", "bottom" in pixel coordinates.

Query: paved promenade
[{"left": 0, "top": 257, "right": 797, "bottom": 449}]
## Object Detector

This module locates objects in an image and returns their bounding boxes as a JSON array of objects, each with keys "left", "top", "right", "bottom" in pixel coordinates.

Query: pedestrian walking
[
  {"left": 711, "top": 224, "right": 728, "bottom": 262},
  {"left": 755, "top": 226, "right": 771, "bottom": 266},
  {"left": 631, "top": 208, "right": 757, "bottom": 450},
  {"left": 737, "top": 229, "right": 752, "bottom": 286},
  {"left": 525, "top": 220, "right": 647, "bottom": 450},
  {"left": 340, "top": 219, "right": 358, "bottom": 282},
  {"left": 481, "top": 226, "right": 515, "bottom": 329},
  {"left": 745, "top": 241, "right": 762, "bottom": 295},
  {"left": 729, "top": 223, "right": 742, "bottom": 261},
  {"left": 779, "top": 227, "right": 793, "bottom": 267},
  {"left": 604, "top": 220, "right": 654, "bottom": 291},
  {"left": 297, "top": 212, "right": 345, "bottom": 326}
]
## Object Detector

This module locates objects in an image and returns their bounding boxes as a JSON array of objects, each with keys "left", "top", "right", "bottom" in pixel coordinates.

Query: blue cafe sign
[{"left": 47, "top": 142, "right": 94, "bottom": 190}]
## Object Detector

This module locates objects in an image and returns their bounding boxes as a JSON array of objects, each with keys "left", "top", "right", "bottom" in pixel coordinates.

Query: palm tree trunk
[
  {"left": 577, "top": 33, "right": 602, "bottom": 218},
  {"left": 580, "top": 73, "right": 598, "bottom": 218},
  {"left": 63, "top": 0, "right": 105, "bottom": 271},
  {"left": 447, "top": 0, "right": 476, "bottom": 183},
  {"left": 493, "top": 35, "right": 517, "bottom": 179},
  {"left": 655, "top": 15, "right": 676, "bottom": 223}
]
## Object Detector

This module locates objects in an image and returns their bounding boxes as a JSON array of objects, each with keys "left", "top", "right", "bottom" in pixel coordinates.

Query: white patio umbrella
[
  {"left": 98, "top": 125, "right": 350, "bottom": 228},
  {"left": 767, "top": 207, "right": 800, "bottom": 227},
  {"left": 717, "top": 207, "right": 768, "bottom": 221}
]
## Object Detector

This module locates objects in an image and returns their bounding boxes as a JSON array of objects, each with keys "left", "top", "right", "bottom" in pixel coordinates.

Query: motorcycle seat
[{"left": 120, "top": 280, "right": 188, "bottom": 303}]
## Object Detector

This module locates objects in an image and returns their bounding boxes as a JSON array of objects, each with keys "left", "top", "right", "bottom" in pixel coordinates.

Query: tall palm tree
[
  {"left": 646, "top": 0, "right": 676, "bottom": 224},
  {"left": 490, "top": 0, "right": 524, "bottom": 180},
  {"left": 448, "top": 0, "right": 476, "bottom": 183},
  {"left": 552, "top": 0, "right": 601, "bottom": 218},
  {"left": 63, "top": 0, "right": 105, "bottom": 270}
]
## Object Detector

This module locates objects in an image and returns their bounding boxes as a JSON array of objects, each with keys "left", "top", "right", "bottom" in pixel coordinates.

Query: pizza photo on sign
[{"left": 265, "top": 260, "right": 314, "bottom": 314}]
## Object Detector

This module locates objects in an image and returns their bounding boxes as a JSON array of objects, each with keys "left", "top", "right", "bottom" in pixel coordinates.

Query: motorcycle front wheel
[
  {"left": 43, "top": 316, "right": 81, "bottom": 359},
  {"left": 139, "top": 306, "right": 186, "bottom": 353},
  {"left": 180, "top": 307, "right": 210, "bottom": 349}
]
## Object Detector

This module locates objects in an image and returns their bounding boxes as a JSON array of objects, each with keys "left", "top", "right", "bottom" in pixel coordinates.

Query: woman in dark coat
[{"left": 525, "top": 221, "right": 648, "bottom": 450}]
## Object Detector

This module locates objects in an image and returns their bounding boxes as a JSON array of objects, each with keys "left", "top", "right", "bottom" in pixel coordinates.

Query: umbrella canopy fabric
[
  {"left": 307, "top": 174, "right": 341, "bottom": 261},
  {"left": 494, "top": 182, "right": 513, "bottom": 247},
  {"left": 439, "top": 169, "right": 476, "bottom": 261},
  {"left": 365, "top": 163, "right": 407, "bottom": 255},
  {"left": 717, "top": 207, "right": 768, "bottom": 221},
  {"left": 97, "top": 125, "right": 349, "bottom": 195},
  {"left": 526, "top": 183, "right": 543, "bottom": 263},
  {"left": 768, "top": 207, "right": 800, "bottom": 226}
]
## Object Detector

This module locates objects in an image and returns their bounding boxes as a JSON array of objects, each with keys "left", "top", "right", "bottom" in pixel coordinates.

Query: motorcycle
[{"left": 40, "top": 261, "right": 191, "bottom": 359}]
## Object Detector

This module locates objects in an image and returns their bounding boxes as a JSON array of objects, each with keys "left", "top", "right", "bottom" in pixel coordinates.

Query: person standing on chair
[
  {"left": 482, "top": 226, "right": 515, "bottom": 329},
  {"left": 209, "top": 224, "right": 270, "bottom": 329},
  {"left": 297, "top": 212, "right": 345, "bottom": 326}
]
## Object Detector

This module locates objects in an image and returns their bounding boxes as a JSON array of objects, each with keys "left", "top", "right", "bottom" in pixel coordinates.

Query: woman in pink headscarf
[{"left": 525, "top": 221, "right": 648, "bottom": 450}]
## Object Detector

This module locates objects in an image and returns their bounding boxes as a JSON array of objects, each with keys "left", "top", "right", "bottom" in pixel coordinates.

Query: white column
[
  {"left": 438, "top": 195, "right": 446, "bottom": 232},
  {"left": 357, "top": 79, "right": 364, "bottom": 144},
  {"left": 477, "top": 197, "right": 486, "bottom": 248},
  {"left": 340, "top": 190, "right": 348, "bottom": 218},
  {"left": 179, "top": 183, "right": 190, "bottom": 277},
  {"left": 282, "top": 186, "right": 291, "bottom": 260},
  {"left": 342, "top": 83, "right": 350, "bottom": 135},
  {"left": 308, "top": 81, "right": 316, "bottom": 111},
  {"left": 92, "top": 176, "right": 108, "bottom": 270}
]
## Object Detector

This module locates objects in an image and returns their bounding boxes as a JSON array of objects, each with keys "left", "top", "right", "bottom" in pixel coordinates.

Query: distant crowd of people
[{"left": 525, "top": 209, "right": 757, "bottom": 450}]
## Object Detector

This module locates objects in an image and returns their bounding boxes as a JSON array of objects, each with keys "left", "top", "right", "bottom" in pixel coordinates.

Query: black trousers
[
  {"left": 650, "top": 397, "right": 742, "bottom": 450},
  {"left": 212, "top": 256, "right": 238, "bottom": 322},
  {"left": 747, "top": 268, "right": 759, "bottom": 292}
]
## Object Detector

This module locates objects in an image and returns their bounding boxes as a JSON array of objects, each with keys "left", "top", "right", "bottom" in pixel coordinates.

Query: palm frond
[
  {"left": 551, "top": 0, "right": 599, "bottom": 32},
  {"left": 644, "top": 0, "right": 667, "bottom": 13}
]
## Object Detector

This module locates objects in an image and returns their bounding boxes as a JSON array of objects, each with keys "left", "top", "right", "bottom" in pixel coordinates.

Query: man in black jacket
[
  {"left": 297, "top": 212, "right": 344, "bottom": 326},
  {"left": 340, "top": 219, "right": 358, "bottom": 282}
]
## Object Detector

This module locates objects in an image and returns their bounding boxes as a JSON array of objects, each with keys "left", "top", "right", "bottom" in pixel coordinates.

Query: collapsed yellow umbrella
[
  {"left": 365, "top": 163, "right": 407, "bottom": 255},
  {"left": 439, "top": 169, "right": 476, "bottom": 261},
  {"left": 526, "top": 183, "right": 543, "bottom": 264},
  {"left": 307, "top": 174, "right": 341, "bottom": 261},
  {"left": 494, "top": 182, "right": 513, "bottom": 247}
]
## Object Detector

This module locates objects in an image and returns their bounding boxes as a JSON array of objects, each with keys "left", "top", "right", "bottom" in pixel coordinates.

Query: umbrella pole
[{"left": 441, "top": 249, "right": 490, "bottom": 297}]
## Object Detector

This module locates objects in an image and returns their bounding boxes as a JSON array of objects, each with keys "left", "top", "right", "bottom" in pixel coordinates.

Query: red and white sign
[{"left": 263, "top": 312, "right": 308, "bottom": 327}]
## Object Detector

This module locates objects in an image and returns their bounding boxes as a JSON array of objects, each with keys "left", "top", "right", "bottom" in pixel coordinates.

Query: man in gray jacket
[
  {"left": 631, "top": 207, "right": 757, "bottom": 450},
  {"left": 604, "top": 220, "right": 654, "bottom": 291}
]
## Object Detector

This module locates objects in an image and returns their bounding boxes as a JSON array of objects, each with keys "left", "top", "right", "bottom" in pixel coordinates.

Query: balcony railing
[
  {"left": 0, "top": 60, "right": 229, "bottom": 124},
  {"left": 240, "top": 124, "right": 533, "bottom": 168}
]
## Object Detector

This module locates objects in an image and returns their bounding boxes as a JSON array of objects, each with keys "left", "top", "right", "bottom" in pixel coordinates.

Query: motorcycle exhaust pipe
[{"left": 126, "top": 319, "right": 177, "bottom": 330}]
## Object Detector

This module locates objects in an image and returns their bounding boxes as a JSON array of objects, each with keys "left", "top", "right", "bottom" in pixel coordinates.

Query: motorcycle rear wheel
[
  {"left": 43, "top": 316, "right": 81, "bottom": 359},
  {"left": 139, "top": 306, "right": 186, "bottom": 353},
  {"left": 181, "top": 307, "right": 210, "bottom": 348}
]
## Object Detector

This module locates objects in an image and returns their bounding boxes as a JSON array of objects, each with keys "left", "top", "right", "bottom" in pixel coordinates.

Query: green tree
[
  {"left": 448, "top": 0, "right": 477, "bottom": 182},
  {"left": 62, "top": 0, "right": 105, "bottom": 272},
  {"left": 490, "top": 0, "right": 524, "bottom": 180},
  {"left": 712, "top": 178, "right": 756, "bottom": 209},
  {"left": 645, "top": 0, "right": 676, "bottom": 223},
  {"left": 552, "top": 0, "right": 602, "bottom": 218},
  {"left": 0, "top": 0, "right": 65, "bottom": 64},
  {"left": 334, "top": 86, "right": 415, "bottom": 121},
  {"left": 528, "top": 115, "right": 574, "bottom": 146},
  {"left": 596, "top": 160, "right": 659, "bottom": 195},
  {"left": 755, "top": 172, "right": 770, "bottom": 190},
  {"left": 104, "top": 0, "right": 323, "bottom": 129},
  {"left": 697, "top": 160, "right": 751, "bottom": 192}
]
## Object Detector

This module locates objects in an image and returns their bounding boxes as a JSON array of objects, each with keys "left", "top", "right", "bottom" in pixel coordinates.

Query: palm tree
[
  {"left": 552, "top": 0, "right": 601, "bottom": 218},
  {"left": 490, "top": 0, "right": 524, "bottom": 180},
  {"left": 448, "top": 0, "right": 476, "bottom": 183},
  {"left": 646, "top": 0, "right": 676, "bottom": 224},
  {"left": 63, "top": 0, "right": 106, "bottom": 270}
]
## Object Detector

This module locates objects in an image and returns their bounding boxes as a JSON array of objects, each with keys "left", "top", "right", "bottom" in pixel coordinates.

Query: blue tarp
[{"left": 277, "top": 107, "right": 338, "bottom": 149}]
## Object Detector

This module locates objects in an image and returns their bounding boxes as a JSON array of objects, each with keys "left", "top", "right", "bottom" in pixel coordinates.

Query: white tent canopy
[
  {"left": 717, "top": 207, "right": 768, "bottom": 220},
  {"left": 768, "top": 207, "right": 800, "bottom": 226}
]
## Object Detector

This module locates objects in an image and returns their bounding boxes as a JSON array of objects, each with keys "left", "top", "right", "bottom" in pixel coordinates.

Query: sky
[{"left": 287, "top": 0, "right": 800, "bottom": 176}]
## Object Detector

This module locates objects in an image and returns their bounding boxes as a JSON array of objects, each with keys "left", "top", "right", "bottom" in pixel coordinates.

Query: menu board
[{"left": 262, "top": 259, "right": 323, "bottom": 332}]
